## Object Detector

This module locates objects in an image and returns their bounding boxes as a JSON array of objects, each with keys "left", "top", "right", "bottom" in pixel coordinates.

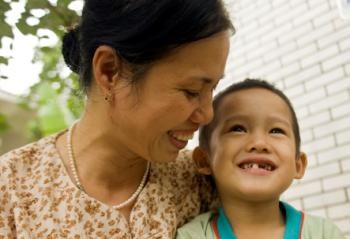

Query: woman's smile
[{"left": 168, "top": 130, "right": 196, "bottom": 150}]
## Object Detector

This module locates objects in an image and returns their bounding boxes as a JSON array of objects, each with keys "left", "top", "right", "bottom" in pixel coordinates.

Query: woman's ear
[
  {"left": 193, "top": 147, "right": 212, "bottom": 175},
  {"left": 294, "top": 152, "right": 308, "bottom": 179},
  {"left": 92, "top": 45, "right": 120, "bottom": 99}
]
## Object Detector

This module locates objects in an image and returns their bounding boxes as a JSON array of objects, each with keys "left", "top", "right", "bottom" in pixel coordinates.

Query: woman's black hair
[
  {"left": 62, "top": 0, "right": 234, "bottom": 93},
  {"left": 199, "top": 79, "right": 301, "bottom": 157}
]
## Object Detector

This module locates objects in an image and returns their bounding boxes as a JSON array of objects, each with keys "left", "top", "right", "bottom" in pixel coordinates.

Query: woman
[{"left": 0, "top": 0, "right": 233, "bottom": 238}]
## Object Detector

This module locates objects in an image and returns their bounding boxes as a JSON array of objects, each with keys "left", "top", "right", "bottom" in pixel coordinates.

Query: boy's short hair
[{"left": 199, "top": 79, "right": 301, "bottom": 156}]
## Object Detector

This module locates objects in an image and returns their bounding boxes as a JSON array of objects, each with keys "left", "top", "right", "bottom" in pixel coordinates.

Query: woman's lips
[{"left": 168, "top": 130, "right": 195, "bottom": 150}]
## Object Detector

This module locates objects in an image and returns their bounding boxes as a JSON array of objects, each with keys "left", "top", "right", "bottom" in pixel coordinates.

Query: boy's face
[{"left": 207, "top": 88, "right": 307, "bottom": 203}]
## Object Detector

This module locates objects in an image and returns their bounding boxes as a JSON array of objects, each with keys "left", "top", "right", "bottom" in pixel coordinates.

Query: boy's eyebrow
[
  {"left": 221, "top": 114, "right": 292, "bottom": 126},
  {"left": 218, "top": 114, "right": 246, "bottom": 131},
  {"left": 268, "top": 115, "right": 292, "bottom": 127},
  {"left": 221, "top": 114, "right": 248, "bottom": 124}
]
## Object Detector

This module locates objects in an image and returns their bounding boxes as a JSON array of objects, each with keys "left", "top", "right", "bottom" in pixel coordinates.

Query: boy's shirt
[{"left": 176, "top": 202, "right": 345, "bottom": 239}]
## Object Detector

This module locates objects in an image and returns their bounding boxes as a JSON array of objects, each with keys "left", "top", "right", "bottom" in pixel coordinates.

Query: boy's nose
[{"left": 246, "top": 135, "right": 270, "bottom": 153}]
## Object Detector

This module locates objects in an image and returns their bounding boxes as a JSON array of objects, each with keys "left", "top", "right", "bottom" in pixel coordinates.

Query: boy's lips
[{"left": 237, "top": 157, "right": 277, "bottom": 174}]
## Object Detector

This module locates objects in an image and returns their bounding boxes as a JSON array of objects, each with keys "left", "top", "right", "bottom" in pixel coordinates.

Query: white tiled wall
[{"left": 197, "top": 0, "right": 350, "bottom": 236}]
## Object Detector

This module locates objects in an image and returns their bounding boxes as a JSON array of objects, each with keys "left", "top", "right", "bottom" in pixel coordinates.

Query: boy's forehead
[
  {"left": 214, "top": 88, "right": 293, "bottom": 124},
  {"left": 214, "top": 89, "right": 251, "bottom": 119}
]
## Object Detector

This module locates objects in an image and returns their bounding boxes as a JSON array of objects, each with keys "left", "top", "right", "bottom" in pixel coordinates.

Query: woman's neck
[
  {"left": 74, "top": 116, "right": 147, "bottom": 186},
  {"left": 57, "top": 115, "right": 149, "bottom": 213}
]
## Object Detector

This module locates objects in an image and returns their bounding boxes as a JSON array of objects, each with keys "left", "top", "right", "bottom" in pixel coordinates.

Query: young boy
[{"left": 177, "top": 79, "right": 344, "bottom": 239}]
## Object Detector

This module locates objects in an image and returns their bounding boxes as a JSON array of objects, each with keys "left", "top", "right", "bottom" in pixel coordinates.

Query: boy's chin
[{"left": 228, "top": 190, "right": 282, "bottom": 204}]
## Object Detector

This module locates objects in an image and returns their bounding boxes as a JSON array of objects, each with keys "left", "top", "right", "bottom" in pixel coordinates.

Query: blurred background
[
  {"left": 0, "top": 0, "right": 349, "bottom": 237},
  {"left": 0, "top": 0, "right": 83, "bottom": 153}
]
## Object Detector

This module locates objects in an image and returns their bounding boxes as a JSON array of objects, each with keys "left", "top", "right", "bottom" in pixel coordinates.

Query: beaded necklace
[{"left": 66, "top": 122, "right": 150, "bottom": 209}]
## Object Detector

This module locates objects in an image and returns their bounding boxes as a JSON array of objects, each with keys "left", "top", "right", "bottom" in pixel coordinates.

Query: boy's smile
[
  {"left": 208, "top": 88, "right": 306, "bottom": 203},
  {"left": 237, "top": 156, "right": 276, "bottom": 175}
]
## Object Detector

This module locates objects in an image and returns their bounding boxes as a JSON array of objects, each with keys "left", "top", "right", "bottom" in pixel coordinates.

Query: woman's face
[{"left": 111, "top": 31, "right": 230, "bottom": 162}]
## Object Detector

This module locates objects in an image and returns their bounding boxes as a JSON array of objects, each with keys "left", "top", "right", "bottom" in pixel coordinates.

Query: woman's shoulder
[
  {"left": 0, "top": 133, "right": 60, "bottom": 179},
  {"left": 174, "top": 149, "right": 193, "bottom": 164},
  {"left": 174, "top": 149, "right": 196, "bottom": 171},
  {"left": 148, "top": 148, "right": 218, "bottom": 219},
  {"left": 152, "top": 149, "right": 196, "bottom": 175},
  {"left": 303, "top": 213, "right": 345, "bottom": 239}
]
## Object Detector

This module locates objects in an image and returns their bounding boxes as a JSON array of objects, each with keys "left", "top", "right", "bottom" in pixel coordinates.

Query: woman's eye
[
  {"left": 229, "top": 125, "right": 246, "bottom": 133},
  {"left": 183, "top": 89, "right": 200, "bottom": 99},
  {"left": 270, "top": 128, "right": 285, "bottom": 134}
]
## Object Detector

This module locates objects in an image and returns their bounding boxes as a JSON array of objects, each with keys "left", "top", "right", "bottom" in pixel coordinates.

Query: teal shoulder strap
[{"left": 281, "top": 202, "right": 304, "bottom": 239}]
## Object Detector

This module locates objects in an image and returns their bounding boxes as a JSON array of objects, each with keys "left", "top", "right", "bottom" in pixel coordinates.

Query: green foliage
[
  {"left": 0, "top": 1, "right": 12, "bottom": 66},
  {"left": 0, "top": 0, "right": 83, "bottom": 140},
  {"left": 0, "top": 1, "right": 13, "bottom": 42},
  {"left": 0, "top": 113, "right": 10, "bottom": 135},
  {"left": 36, "top": 81, "right": 67, "bottom": 135}
]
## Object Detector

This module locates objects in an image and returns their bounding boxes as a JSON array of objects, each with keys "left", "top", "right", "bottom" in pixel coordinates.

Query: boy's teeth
[
  {"left": 240, "top": 163, "right": 273, "bottom": 171},
  {"left": 252, "top": 163, "right": 259, "bottom": 169}
]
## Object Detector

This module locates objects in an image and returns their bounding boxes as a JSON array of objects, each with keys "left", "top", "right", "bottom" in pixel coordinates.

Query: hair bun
[{"left": 62, "top": 26, "right": 81, "bottom": 73}]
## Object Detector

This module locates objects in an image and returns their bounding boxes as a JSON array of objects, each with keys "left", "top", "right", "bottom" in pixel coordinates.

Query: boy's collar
[{"left": 212, "top": 202, "right": 304, "bottom": 239}]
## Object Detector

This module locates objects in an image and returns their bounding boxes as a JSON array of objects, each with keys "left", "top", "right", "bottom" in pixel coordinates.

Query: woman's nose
[
  {"left": 189, "top": 101, "right": 214, "bottom": 125},
  {"left": 189, "top": 91, "right": 214, "bottom": 125}
]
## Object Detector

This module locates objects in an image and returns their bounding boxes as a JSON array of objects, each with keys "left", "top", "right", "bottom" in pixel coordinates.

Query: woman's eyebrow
[
  {"left": 203, "top": 74, "right": 225, "bottom": 83},
  {"left": 191, "top": 74, "right": 225, "bottom": 87}
]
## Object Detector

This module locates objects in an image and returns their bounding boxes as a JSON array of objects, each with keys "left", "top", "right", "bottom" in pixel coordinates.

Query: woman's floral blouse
[{"left": 0, "top": 132, "right": 216, "bottom": 239}]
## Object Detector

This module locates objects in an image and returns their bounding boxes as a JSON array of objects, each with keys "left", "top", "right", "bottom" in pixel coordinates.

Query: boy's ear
[
  {"left": 193, "top": 147, "right": 212, "bottom": 175},
  {"left": 294, "top": 152, "right": 308, "bottom": 179}
]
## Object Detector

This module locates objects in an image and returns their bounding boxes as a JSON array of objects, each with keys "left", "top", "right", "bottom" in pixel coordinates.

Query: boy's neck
[{"left": 221, "top": 199, "right": 285, "bottom": 239}]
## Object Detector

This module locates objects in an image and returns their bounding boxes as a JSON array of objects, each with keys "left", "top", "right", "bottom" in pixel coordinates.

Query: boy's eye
[
  {"left": 229, "top": 125, "right": 246, "bottom": 133},
  {"left": 270, "top": 128, "right": 285, "bottom": 134}
]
